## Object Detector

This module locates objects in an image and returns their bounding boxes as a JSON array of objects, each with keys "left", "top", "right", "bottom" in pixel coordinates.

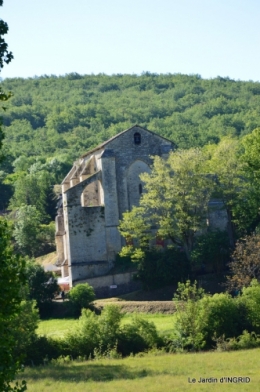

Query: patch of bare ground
[{"left": 93, "top": 299, "right": 177, "bottom": 314}]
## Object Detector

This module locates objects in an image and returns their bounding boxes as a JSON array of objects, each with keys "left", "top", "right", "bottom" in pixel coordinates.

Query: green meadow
[
  {"left": 37, "top": 313, "right": 176, "bottom": 338},
  {"left": 17, "top": 349, "right": 260, "bottom": 392}
]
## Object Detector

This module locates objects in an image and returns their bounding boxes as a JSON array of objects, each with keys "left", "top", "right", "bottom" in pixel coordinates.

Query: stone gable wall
[
  {"left": 57, "top": 127, "right": 175, "bottom": 285},
  {"left": 104, "top": 126, "right": 173, "bottom": 221}
]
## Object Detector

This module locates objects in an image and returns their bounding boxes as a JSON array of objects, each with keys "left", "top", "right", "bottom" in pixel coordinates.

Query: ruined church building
[
  {"left": 56, "top": 125, "right": 175, "bottom": 286},
  {"left": 55, "top": 125, "right": 226, "bottom": 287}
]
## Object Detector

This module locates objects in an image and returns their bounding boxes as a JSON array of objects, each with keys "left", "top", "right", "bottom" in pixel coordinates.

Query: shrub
[
  {"left": 214, "top": 331, "right": 260, "bottom": 352},
  {"left": 199, "top": 293, "right": 246, "bottom": 348},
  {"left": 98, "top": 305, "right": 123, "bottom": 347},
  {"left": 172, "top": 280, "right": 253, "bottom": 350},
  {"left": 65, "top": 305, "right": 162, "bottom": 359},
  {"left": 173, "top": 281, "right": 206, "bottom": 351},
  {"left": 240, "top": 279, "right": 260, "bottom": 332},
  {"left": 118, "top": 315, "right": 162, "bottom": 356},
  {"left": 25, "top": 336, "right": 65, "bottom": 366},
  {"left": 68, "top": 283, "right": 95, "bottom": 317},
  {"left": 130, "top": 314, "right": 161, "bottom": 347},
  {"left": 65, "top": 305, "right": 123, "bottom": 358},
  {"left": 65, "top": 309, "right": 100, "bottom": 357}
]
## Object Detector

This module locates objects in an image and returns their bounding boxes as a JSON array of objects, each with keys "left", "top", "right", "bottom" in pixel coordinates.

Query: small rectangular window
[{"left": 134, "top": 132, "right": 141, "bottom": 144}]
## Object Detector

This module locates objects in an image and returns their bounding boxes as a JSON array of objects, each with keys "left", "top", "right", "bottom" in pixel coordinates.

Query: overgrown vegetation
[
  {"left": 12, "top": 278, "right": 260, "bottom": 368},
  {"left": 170, "top": 279, "right": 260, "bottom": 352}
]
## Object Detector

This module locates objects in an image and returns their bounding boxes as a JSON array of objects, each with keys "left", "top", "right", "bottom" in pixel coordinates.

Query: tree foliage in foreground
[
  {"left": 25, "top": 262, "right": 59, "bottom": 316},
  {"left": 0, "top": 4, "right": 29, "bottom": 390},
  {"left": 0, "top": 0, "right": 13, "bottom": 163},
  {"left": 0, "top": 219, "right": 27, "bottom": 392}
]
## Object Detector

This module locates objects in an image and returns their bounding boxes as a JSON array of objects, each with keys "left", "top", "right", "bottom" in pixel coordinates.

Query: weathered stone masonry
[{"left": 55, "top": 125, "right": 175, "bottom": 287}]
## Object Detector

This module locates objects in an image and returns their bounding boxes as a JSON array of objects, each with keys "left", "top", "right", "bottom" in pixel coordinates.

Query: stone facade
[{"left": 55, "top": 125, "right": 175, "bottom": 287}]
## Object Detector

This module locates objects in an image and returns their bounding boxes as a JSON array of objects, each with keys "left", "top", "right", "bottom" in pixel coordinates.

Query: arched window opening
[
  {"left": 134, "top": 132, "right": 141, "bottom": 145},
  {"left": 81, "top": 180, "right": 103, "bottom": 207},
  {"left": 127, "top": 160, "right": 151, "bottom": 209}
]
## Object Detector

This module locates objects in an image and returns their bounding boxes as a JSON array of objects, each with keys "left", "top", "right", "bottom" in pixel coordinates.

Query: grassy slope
[
  {"left": 18, "top": 349, "right": 260, "bottom": 391},
  {"left": 35, "top": 252, "right": 57, "bottom": 266},
  {"left": 37, "top": 313, "right": 176, "bottom": 338}
]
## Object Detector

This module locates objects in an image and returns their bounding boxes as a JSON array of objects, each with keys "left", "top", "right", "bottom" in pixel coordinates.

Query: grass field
[
  {"left": 37, "top": 313, "right": 176, "bottom": 338},
  {"left": 37, "top": 318, "right": 77, "bottom": 338},
  {"left": 17, "top": 348, "right": 260, "bottom": 391}
]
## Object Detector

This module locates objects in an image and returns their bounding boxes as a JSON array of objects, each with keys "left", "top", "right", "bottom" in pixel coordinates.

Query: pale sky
[{"left": 1, "top": 0, "right": 260, "bottom": 81}]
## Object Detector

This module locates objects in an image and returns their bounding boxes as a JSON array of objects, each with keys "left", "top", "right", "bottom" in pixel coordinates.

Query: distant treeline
[{"left": 1, "top": 73, "right": 260, "bottom": 159}]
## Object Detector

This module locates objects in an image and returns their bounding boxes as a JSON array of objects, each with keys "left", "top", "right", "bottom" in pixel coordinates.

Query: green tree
[
  {"left": 13, "top": 204, "right": 42, "bottom": 256},
  {"left": 13, "top": 204, "right": 55, "bottom": 257},
  {"left": 0, "top": 0, "right": 13, "bottom": 162},
  {"left": 11, "top": 300, "right": 39, "bottom": 361},
  {"left": 68, "top": 283, "right": 96, "bottom": 317},
  {"left": 10, "top": 173, "right": 49, "bottom": 220},
  {"left": 173, "top": 281, "right": 205, "bottom": 351},
  {"left": 239, "top": 128, "right": 260, "bottom": 231},
  {"left": 25, "top": 262, "right": 59, "bottom": 314},
  {"left": 0, "top": 219, "right": 27, "bottom": 392},
  {"left": 0, "top": 4, "right": 28, "bottom": 390},
  {"left": 0, "top": 2, "right": 13, "bottom": 70},
  {"left": 207, "top": 138, "right": 252, "bottom": 246},
  {"left": 241, "top": 128, "right": 260, "bottom": 177},
  {"left": 119, "top": 149, "right": 214, "bottom": 261},
  {"left": 240, "top": 279, "right": 260, "bottom": 332},
  {"left": 199, "top": 293, "right": 247, "bottom": 348},
  {"left": 9, "top": 158, "right": 67, "bottom": 221},
  {"left": 191, "top": 230, "right": 230, "bottom": 274}
]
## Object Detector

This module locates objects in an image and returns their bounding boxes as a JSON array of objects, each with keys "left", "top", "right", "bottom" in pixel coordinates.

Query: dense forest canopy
[
  {"left": 1, "top": 73, "right": 260, "bottom": 159},
  {"left": 1, "top": 72, "right": 260, "bottom": 217}
]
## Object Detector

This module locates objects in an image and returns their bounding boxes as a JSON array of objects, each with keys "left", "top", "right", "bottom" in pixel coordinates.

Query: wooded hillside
[
  {"left": 1, "top": 73, "right": 260, "bottom": 162},
  {"left": 1, "top": 72, "right": 260, "bottom": 241}
]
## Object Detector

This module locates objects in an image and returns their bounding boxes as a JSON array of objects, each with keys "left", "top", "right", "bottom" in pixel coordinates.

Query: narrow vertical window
[
  {"left": 139, "top": 183, "right": 143, "bottom": 194},
  {"left": 134, "top": 132, "right": 141, "bottom": 144}
]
